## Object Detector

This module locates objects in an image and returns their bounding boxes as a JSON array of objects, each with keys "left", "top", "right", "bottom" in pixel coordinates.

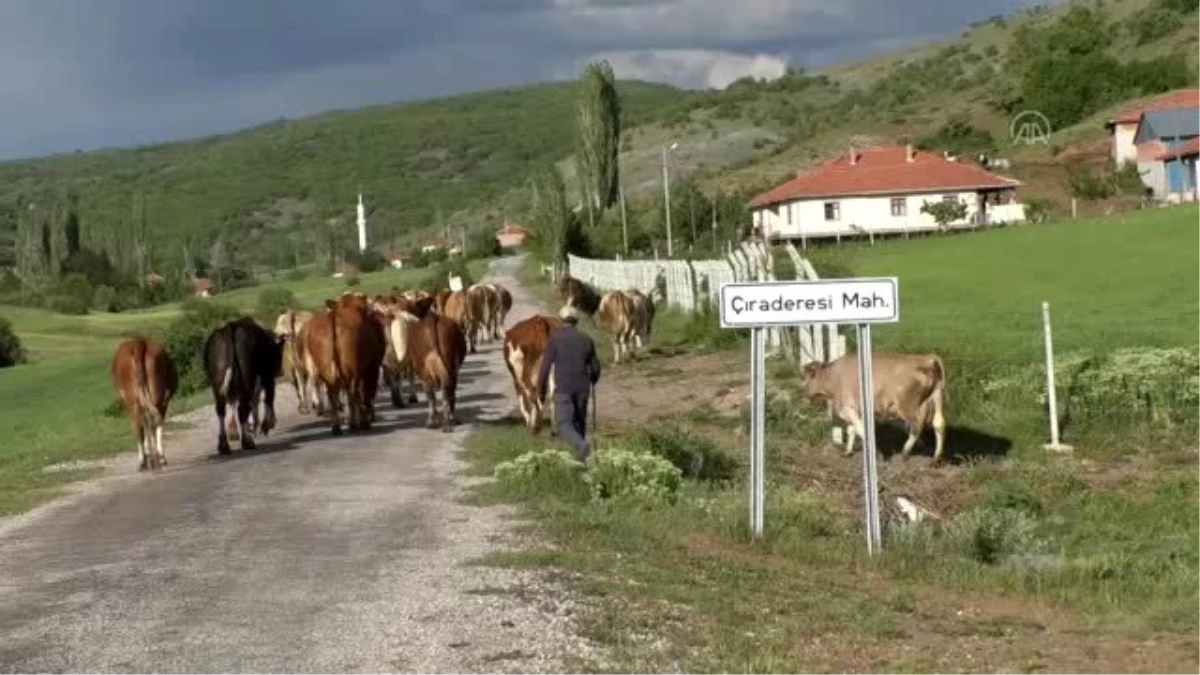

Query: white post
[
  {"left": 855, "top": 324, "right": 883, "bottom": 554},
  {"left": 1042, "top": 301, "right": 1073, "bottom": 453},
  {"left": 749, "top": 326, "right": 766, "bottom": 539},
  {"left": 356, "top": 192, "right": 367, "bottom": 252}
]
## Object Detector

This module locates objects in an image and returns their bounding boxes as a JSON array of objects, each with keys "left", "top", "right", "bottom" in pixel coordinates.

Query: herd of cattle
[
  {"left": 106, "top": 274, "right": 664, "bottom": 472},
  {"left": 107, "top": 268, "right": 949, "bottom": 471}
]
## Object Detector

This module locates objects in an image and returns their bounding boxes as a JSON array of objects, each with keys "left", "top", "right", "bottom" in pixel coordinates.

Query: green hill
[
  {"left": 0, "top": 0, "right": 1195, "bottom": 279},
  {"left": 0, "top": 80, "right": 692, "bottom": 274}
]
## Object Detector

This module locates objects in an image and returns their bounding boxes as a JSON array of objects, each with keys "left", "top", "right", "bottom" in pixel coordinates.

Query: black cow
[{"left": 203, "top": 317, "right": 286, "bottom": 454}]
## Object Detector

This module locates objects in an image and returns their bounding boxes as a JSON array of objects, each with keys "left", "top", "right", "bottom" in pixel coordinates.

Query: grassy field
[
  {"left": 465, "top": 211, "right": 1199, "bottom": 672},
  {"left": 0, "top": 257, "right": 491, "bottom": 515}
]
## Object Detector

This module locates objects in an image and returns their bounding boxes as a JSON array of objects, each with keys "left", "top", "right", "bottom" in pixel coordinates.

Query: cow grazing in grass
[
  {"left": 556, "top": 275, "right": 601, "bottom": 320},
  {"left": 502, "top": 314, "right": 564, "bottom": 432},
  {"left": 387, "top": 309, "right": 467, "bottom": 431},
  {"left": 110, "top": 337, "right": 178, "bottom": 471},
  {"left": 203, "top": 317, "right": 285, "bottom": 455},
  {"left": 492, "top": 283, "right": 513, "bottom": 339},
  {"left": 273, "top": 309, "right": 324, "bottom": 415},
  {"left": 801, "top": 352, "right": 948, "bottom": 464},
  {"left": 303, "top": 294, "right": 387, "bottom": 435}
]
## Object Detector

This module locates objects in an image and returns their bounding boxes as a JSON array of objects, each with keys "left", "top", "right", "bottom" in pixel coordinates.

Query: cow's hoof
[
  {"left": 441, "top": 425, "right": 454, "bottom": 434},
  {"left": 138, "top": 462, "right": 148, "bottom": 472},
  {"left": 217, "top": 445, "right": 232, "bottom": 456},
  {"left": 241, "top": 438, "right": 257, "bottom": 451},
  {"left": 331, "top": 426, "right": 343, "bottom": 436},
  {"left": 425, "top": 419, "right": 440, "bottom": 430},
  {"left": 406, "top": 394, "right": 419, "bottom": 404}
]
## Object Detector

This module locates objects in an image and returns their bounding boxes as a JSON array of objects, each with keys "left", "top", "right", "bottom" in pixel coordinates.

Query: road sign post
[{"left": 719, "top": 277, "right": 899, "bottom": 550}]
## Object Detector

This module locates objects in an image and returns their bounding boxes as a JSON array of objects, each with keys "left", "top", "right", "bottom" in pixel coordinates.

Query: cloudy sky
[{"left": 0, "top": 0, "right": 1046, "bottom": 161}]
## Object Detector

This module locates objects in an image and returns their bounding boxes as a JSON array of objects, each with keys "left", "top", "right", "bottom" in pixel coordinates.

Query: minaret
[{"left": 356, "top": 191, "right": 367, "bottom": 252}]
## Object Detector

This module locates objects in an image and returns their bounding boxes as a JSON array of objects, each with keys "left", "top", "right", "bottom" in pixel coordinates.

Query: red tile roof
[
  {"left": 1156, "top": 137, "right": 1200, "bottom": 161},
  {"left": 748, "top": 145, "right": 1021, "bottom": 207},
  {"left": 495, "top": 223, "right": 528, "bottom": 236},
  {"left": 1107, "top": 89, "right": 1200, "bottom": 126}
]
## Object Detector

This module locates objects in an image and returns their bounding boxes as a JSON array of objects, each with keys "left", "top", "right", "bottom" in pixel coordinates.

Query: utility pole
[
  {"left": 662, "top": 142, "right": 678, "bottom": 258},
  {"left": 711, "top": 191, "right": 718, "bottom": 251}
]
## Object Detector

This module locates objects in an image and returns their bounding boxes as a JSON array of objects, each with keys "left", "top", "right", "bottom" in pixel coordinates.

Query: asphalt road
[{"left": 0, "top": 256, "right": 589, "bottom": 674}]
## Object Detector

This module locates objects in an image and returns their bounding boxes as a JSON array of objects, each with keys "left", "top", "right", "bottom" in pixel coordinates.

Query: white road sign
[{"left": 719, "top": 277, "right": 899, "bottom": 328}]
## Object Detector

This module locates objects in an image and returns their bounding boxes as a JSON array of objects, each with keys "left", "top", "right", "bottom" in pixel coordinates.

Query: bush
[
  {"left": 585, "top": 447, "right": 683, "bottom": 505},
  {"left": 344, "top": 275, "right": 361, "bottom": 288},
  {"left": 946, "top": 506, "right": 1048, "bottom": 565},
  {"left": 159, "top": 300, "right": 243, "bottom": 396},
  {"left": 1069, "top": 347, "right": 1199, "bottom": 429},
  {"left": 256, "top": 287, "right": 298, "bottom": 318},
  {"left": 46, "top": 294, "right": 90, "bottom": 315},
  {"left": 0, "top": 315, "right": 26, "bottom": 368},
  {"left": 493, "top": 449, "right": 591, "bottom": 502},
  {"left": 1023, "top": 197, "right": 1054, "bottom": 223},
  {"left": 285, "top": 268, "right": 308, "bottom": 281},
  {"left": 93, "top": 285, "right": 118, "bottom": 312},
  {"left": 630, "top": 425, "right": 738, "bottom": 482}
]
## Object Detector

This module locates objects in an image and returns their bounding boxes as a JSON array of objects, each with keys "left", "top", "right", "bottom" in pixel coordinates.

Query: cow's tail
[
  {"left": 132, "top": 339, "right": 161, "bottom": 428},
  {"left": 329, "top": 304, "right": 344, "bottom": 385},
  {"left": 218, "top": 326, "right": 237, "bottom": 398},
  {"left": 927, "top": 354, "right": 947, "bottom": 407}
]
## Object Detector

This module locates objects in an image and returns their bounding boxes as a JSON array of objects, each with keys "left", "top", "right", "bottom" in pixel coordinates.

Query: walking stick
[{"left": 590, "top": 382, "right": 598, "bottom": 435}]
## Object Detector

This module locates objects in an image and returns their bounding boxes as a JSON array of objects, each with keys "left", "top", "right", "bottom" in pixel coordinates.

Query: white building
[{"left": 748, "top": 144, "right": 1026, "bottom": 243}]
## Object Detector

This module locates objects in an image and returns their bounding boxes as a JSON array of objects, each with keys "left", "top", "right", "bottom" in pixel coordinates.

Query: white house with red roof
[
  {"left": 1104, "top": 88, "right": 1199, "bottom": 167},
  {"left": 748, "top": 144, "right": 1024, "bottom": 242}
]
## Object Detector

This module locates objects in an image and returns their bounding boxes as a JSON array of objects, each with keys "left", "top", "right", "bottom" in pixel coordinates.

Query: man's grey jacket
[{"left": 537, "top": 323, "right": 601, "bottom": 398}]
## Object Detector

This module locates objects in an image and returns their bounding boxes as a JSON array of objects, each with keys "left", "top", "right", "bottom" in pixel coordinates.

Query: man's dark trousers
[{"left": 554, "top": 389, "right": 590, "bottom": 462}]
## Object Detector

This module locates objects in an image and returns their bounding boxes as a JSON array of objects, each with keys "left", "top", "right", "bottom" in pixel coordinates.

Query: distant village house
[
  {"left": 191, "top": 277, "right": 211, "bottom": 298},
  {"left": 748, "top": 144, "right": 1024, "bottom": 243},
  {"left": 1104, "top": 88, "right": 1199, "bottom": 203},
  {"left": 421, "top": 237, "right": 461, "bottom": 255},
  {"left": 494, "top": 222, "right": 528, "bottom": 249}
]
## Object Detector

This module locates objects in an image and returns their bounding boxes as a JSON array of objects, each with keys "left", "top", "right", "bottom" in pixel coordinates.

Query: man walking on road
[{"left": 537, "top": 306, "right": 602, "bottom": 464}]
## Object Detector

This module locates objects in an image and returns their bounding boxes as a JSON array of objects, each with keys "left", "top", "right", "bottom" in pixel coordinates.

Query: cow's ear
[
  {"left": 324, "top": 299, "right": 337, "bottom": 311},
  {"left": 801, "top": 362, "right": 821, "bottom": 378}
]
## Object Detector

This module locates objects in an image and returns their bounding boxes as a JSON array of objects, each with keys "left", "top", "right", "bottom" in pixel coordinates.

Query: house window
[
  {"left": 890, "top": 198, "right": 906, "bottom": 217},
  {"left": 823, "top": 201, "right": 840, "bottom": 221},
  {"left": 942, "top": 195, "right": 958, "bottom": 204}
]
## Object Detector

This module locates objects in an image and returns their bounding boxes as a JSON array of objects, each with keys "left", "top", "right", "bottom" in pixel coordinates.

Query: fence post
[{"left": 1041, "top": 301, "right": 1073, "bottom": 453}]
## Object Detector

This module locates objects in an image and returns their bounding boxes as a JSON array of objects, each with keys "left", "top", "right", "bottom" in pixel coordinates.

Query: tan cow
[
  {"left": 441, "top": 290, "right": 481, "bottom": 354},
  {"left": 387, "top": 309, "right": 468, "bottom": 431},
  {"left": 502, "top": 314, "right": 564, "bottom": 432},
  {"left": 801, "top": 352, "right": 948, "bottom": 464},
  {"left": 624, "top": 288, "right": 658, "bottom": 351},
  {"left": 467, "top": 283, "right": 498, "bottom": 346},
  {"left": 273, "top": 309, "right": 325, "bottom": 415},
  {"left": 111, "top": 337, "right": 178, "bottom": 471},
  {"left": 491, "top": 283, "right": 513, "bottom": 339},
  {"left": 596, "top": 289, "right": 640, "bottom": 364}
]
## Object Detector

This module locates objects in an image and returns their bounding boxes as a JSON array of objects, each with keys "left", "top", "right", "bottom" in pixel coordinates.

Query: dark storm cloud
[{"left": 0, "top": 0, "right": 1057, "bottom": 160}]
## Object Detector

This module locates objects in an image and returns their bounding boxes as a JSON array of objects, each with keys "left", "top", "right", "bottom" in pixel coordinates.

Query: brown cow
[
  {"left": 502, "top": 314, "right": 565, "bottom": 433},
  {"left": 624, "top": 288, "right": 658, "bottom": 351},
  {"left": 492, "top": 283, "right": 513, "bottom": 339},
  {"left": 303, "top": 293, "right": 386, "bottom": 435},
  {"left": 440, "top": 290, "right": 481, "bottom": 354},
  {"left": 467, "top": 283, "right": 499, "bottom": 345},
  {"left": 556, "top": 275, "right": 601, "bottom": 319},
  {"left": 387, "top": 309, "right": 467, "bottom": 431},
  {"left": 110, "top": 337, "right": 179, "bottom": 471},
  {"left": 273, "top": 309, "right": 325, "bottom": 415},
  {"left": 801, "top": 352, "right": 948, "bottom": 463},
  {"left": 596, "top": 289, "right": 640, "bottom": 364}
]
